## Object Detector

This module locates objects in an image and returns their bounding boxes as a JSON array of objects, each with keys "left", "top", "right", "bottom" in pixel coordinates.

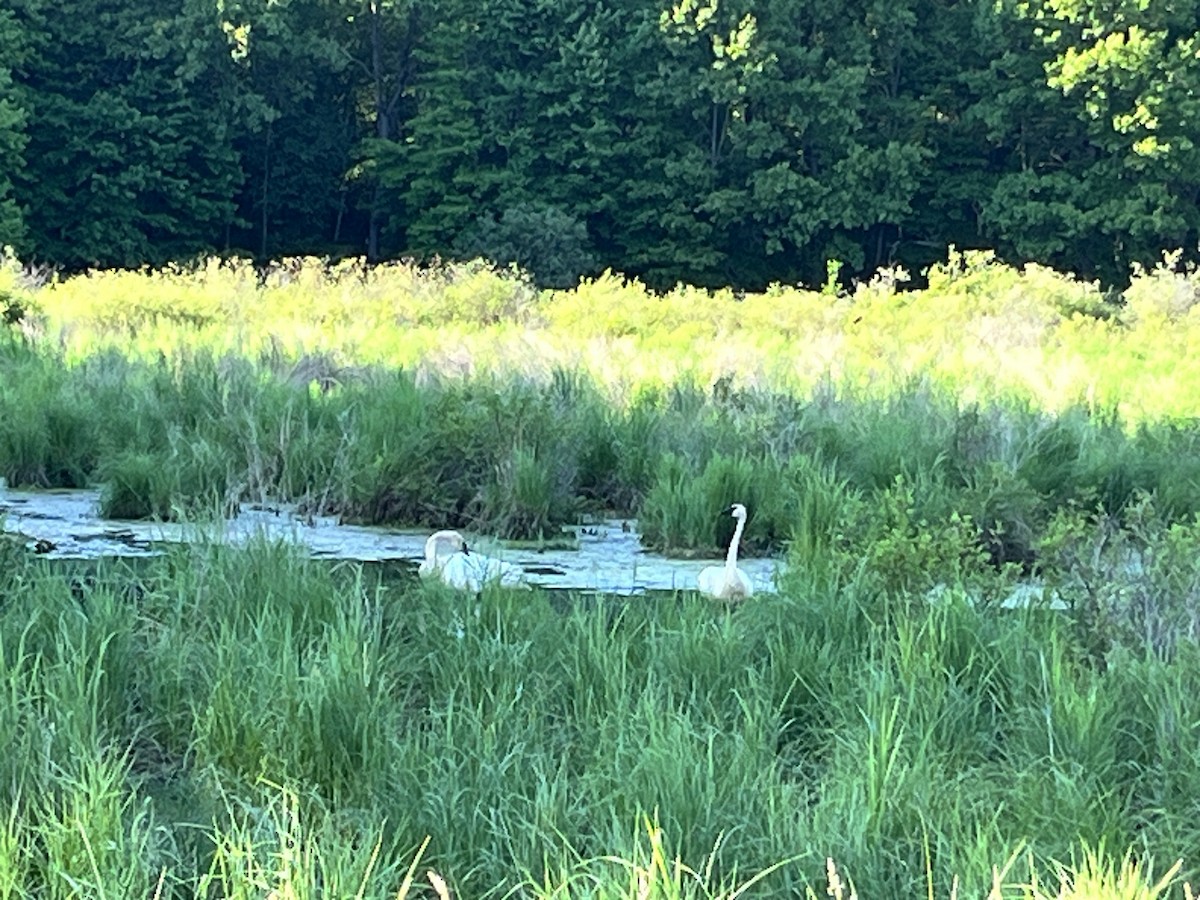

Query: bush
[
  {"left": 0, "top": 250, "right": 40, "bottom": 328},
  {"left": 1120, "top": 250, "right": 1200, "bottom": 325},
  {"left": 454, "top": 202, "right": 598, "bottom": 290},
  {"left": 1039, "top": 493, "right": 1200, "bottom": 661},
  {"left": 825, "top": 474, "right": 994, "bottom": 596},
  {"left": 433, "top": 259, "right": 543, "bottom": 325}
]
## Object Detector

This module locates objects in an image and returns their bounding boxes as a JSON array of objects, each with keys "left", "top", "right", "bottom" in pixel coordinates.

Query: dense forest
[{"left": 1, "top": 0, "right": 1198, "bottom": 289}]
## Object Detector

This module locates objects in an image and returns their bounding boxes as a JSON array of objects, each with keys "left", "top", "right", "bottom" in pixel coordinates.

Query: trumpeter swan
[
  {"left": 419, "top": 530, "right": 464, "bottom": 578},
  {"left": 419, "top": 529, "right": 527, "bottom": 591},
  {"left": 697, "top": 503, "right": 754, "bottom": 600}
]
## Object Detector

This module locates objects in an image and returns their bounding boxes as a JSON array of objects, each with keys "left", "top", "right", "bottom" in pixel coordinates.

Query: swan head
[
  {"left": 728, "top": 503, "right": 748, "bottom": 521},
  {"left": 424, "top": 529, "right": 470, "bottom": 564}
]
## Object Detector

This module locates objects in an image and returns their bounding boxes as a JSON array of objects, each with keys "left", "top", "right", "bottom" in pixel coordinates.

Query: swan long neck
[
  {"left": 425, "top": 531, "right": 463, "bottom": 568},
  {"left": 725, "top": 515, "right": 746, "bottom": 572}
]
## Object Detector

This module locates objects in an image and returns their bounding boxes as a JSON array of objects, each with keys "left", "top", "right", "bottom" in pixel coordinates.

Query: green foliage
[
  {"left": 1121, "top": 251, "right": 1200, "bottom": 325},
  {"left": 1039, "top": 493, "right": 1200, "bottom": 660},
  {"left": 7, "top": 241, "right": 1200, "bottom": 900},
  {"left": 821, "top": 473, "right": 995, "bottom": 596},
  {"left": 427, "top": 260, "right": 542, "bottom": 326},
  {"left": 223, "top": 0, "right": 363, "bottom": 258},
  {"left": 3, "top": 0, "right": 1200, "bottom": 283},
  {"left": 454, "top": 202, "right": 598, "bottom": 290},
  {"left": 336, "top": 371, "right": 440, "bottom": 525},
  {"left": 779, "top": 453, "right": 860, "bottom": 573},
  {"left": 331, "top": 368, "right": 613, "bottom": 537},
  {"left": 9, "top": 0, "right": 242, "bottom": 268},
  {"left": 1032, "top": 0, "right": 1200, "bottom": 273},
  {"left": 0, "top": 8, "right": 28, "bottom": 252},
  {"left": 2, "top": 539, "right": 1200, "bottom": 895},
  {"left": 8, "top": 256, "right": 1200, "bottom": 556},
  {"left": 197, "top": 782, "right": 414, "bottom": 898},
  {"left": 0, "top": 251, "right": 37, "bottom": 326}
]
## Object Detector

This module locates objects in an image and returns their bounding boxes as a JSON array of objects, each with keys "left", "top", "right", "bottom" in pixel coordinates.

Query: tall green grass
[
  {"left": 7, "top": 328, "right": 1200, "bottom": 567},
  {"left": 1, "top": 539, "right": 1198, "bottom": 897}
]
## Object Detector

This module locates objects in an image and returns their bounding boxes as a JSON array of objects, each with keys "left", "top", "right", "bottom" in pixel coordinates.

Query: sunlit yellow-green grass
[{"left": 8, "top": 247, "right": 1200, "bottom": 421}]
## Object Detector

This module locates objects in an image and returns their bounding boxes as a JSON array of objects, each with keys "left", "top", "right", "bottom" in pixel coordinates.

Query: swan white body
[
  {"left": 419, "top": 529, "right": 527, "bottom": 591},
  {"left": 697, "top": 503, "right": 755, "bottom": 601}
]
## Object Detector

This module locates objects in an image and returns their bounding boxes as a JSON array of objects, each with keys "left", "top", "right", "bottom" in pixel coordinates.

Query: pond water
[{"left": 0, "top": 488, "right": 782, "bottom": 596}]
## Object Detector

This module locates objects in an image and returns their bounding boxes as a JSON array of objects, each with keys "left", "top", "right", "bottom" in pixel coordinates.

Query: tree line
[{"left": 1, "top": 0, "right": 1197, "bottom": 290}]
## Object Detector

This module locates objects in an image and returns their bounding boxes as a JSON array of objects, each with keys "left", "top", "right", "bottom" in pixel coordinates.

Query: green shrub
[
  {"left": 1039, "top": 493, "right": 1200, "bottom": 660},
  {"left": 959, "top": 462, "right": 1044, "bottom": 572},
  {"left": 1120, "top": 250, "right": 1200, "bottom": 325},
  {"left": 427, "top": 259, "right": 542, "bottom": 325},
  {"left": 0, "top": 251, "right": 39, "bottom": 328},
  {"left": 827, "top": 474, "right": 993, "bottom": 595},
  {"left": 454, "top": 202, "right": 598, "bottom": 290}
]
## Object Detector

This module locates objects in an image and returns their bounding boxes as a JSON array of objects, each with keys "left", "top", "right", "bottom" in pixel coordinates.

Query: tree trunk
[{"left": 260, "top": 120, "right": 272, "bottom": 259}]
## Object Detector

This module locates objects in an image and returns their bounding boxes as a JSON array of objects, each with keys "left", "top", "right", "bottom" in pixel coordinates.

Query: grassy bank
[
  {"left": 6, "top": 326, "right": 1200, "bottom": 562},
  {"left": 0, "top": 542, "right": 1196, "bottom": 898},
  {"left": 5, "top": 250, "right": 1200, "bottom": 561}
]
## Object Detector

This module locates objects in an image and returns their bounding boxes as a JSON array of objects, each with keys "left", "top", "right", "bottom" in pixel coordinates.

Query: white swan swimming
[
  {"left": 697, "top": 503, "right": 755, "bottom": 600},
  {"left": 419, "top": 529, "right": 528, "bottom": 591},
  {"left": 418, "top": 530, "right": 464, "bottom": 579}
]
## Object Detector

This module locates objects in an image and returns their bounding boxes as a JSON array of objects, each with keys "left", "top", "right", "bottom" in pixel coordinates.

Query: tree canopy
[{"left": 3, "top": 0, "right": 1198, "bottom": 288}]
